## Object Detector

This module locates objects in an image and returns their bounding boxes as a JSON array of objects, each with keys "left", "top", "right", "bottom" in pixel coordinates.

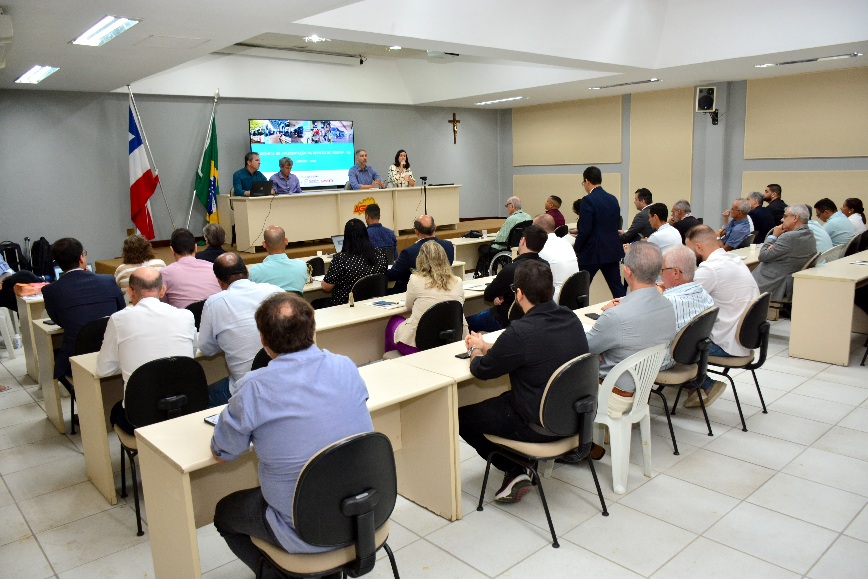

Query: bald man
[
  {"left": 96, "top": 266, "right": 197, "bottom": 434},
  {"left": 386, "top": 215, "right": 455, "bottom": 293},
  {"left": 248, "top": 225, "right": 308, "bottom": 293}
]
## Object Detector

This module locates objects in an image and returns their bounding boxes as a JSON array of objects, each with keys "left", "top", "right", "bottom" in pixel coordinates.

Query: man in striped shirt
[{"left": 658, "top": 245, "right": 715, "bottom": 371}]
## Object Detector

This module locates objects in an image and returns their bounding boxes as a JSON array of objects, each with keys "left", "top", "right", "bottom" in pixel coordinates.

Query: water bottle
[{"left": 13, "top": 333, "right": 22, "bottom": 349}]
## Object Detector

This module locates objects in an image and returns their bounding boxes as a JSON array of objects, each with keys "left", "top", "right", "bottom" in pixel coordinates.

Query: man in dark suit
[
  {"left": 670, "top": 199, "right": 701, "bottom": 242},
  {"left": 42, "top": 238, "right": 125, "bottom": 397},
  {"left": 386, "top": 214, "right": 454, "bottom": 293},
  {"left": 747, "top": 191, "right": 775, "bottom": 242},
  {"left": 574, "top": 166, "right": 626, "bottom": 299},
  {"left": 619, "top": 188, "right": 654, "bottom": 243},
  {"left": 763, "top": 183, "right": 788, "bottom": 225}
]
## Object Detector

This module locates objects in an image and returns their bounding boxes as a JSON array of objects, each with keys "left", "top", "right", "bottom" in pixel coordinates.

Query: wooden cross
[{"left": 448, "top": 113, "right": 461, "bottom": 144}]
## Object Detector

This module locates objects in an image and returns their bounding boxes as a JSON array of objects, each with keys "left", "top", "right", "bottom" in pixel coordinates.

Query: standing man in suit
[
  {"left": 42, "top": 238, "right": 125, "bottom": 424},
  {"left": 747, "top": 192, "right": 775, "bottom": 243},
  {"left": 763, "top": 183, "right": 788, "bottom": 224},
  {"left": 574, "top": 166, "right": 626, "bottom": 299},
  {"left": 752, "top": 205, "right": 817, "bottom": 301},
  {"left": 387, "top": 215, "right": 454, "bottom": 294},
  {"left": 670, "top": 200, "right": 700, "bottom": 242},
  {"left": 620, "top": 188, "right": 654, "bottom": 243}
]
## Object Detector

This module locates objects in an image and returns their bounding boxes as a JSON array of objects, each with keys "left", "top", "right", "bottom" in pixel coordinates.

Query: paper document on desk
[
  {"left": 312, "top": 275, "right": 325, "bottom": 281},
  {"left": 850, "top": 260, "right": 868, "bottom": 265},
  {"left": 368, "top": 300, "right": 405, "bottom": 310},
  {"left": 465, "top": 283, "right": 489, "bottom": 291}
]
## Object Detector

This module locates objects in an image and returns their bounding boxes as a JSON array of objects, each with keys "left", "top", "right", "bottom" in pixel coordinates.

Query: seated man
[
  {"left": 96, "top": 267, "right": 197, "bottom": 434},
  {"left": 646, "top": 203, "right": 682, "bottom": 250},
  {"left": 586, "top": 242, "right": 676, "bottom": 419},
  {"left": 544, "top": 195, "right": 566, "bottom": 228},
  {"left": 814, "top": 197, "right": 856, "bottom": 246},
  {"left": 364, "top": 203, "right": 397, "bottom": 258},
  {"left": 196, "top": 223, "right": 227, "bottom": 263},
  {"left": 460, "top": 260, "right": 588, "bottom": 503},
  {"left": 670, "top": 199, "right": 700, "bottom": 243},
  {"left": 747, "top": 192, "right": 775, "bottom": 242},
  {"left": 232, "top": 152, "right": 268, "bottom": 197},
  {"left": 466, "top": 225, "right": 549, "bottom": 333},
  {"left": 348, "top": 149, "right": 385, "bottom": 190},
  {"left": 42, "top": 238, "right": 126, "bottom": 406},
  {"left": 161, "top": 228, "right": 221, "bottom": 308},
  {"left": 717, "top": 198, "right": 752, "bottom": 250},
  {"left": 269, "top": 157, "right": 302, "bottom": 195},
  {"left": 803, "top": 204, "right": 834, "bottom": 254},
  {"left": 211, "top": 293, "right": 373, "bottom": 570},
  {"left": 387, "top": 215, "right": 454, "bottom": 294},
  {"left": 533, "top": 213, "right": 578, "bottom": 302},
  {"left": 490, "top": 196, "right": 531, "bottom": 252},
  {"left": 752, "top": 205, "right": 817, "bottom": 301},
  {"left": 199, "top": 253, "right": 283, "bottom": 404},
  {"left": 658, "top": 245, "right": 715, "bottom": 370},
  {"left": 0, "top": 254, "right": 40, "bottom": 313},
  {"left": 620, "top": 188, "right": 654, "bottom": 243},
  {"left": 763, "top": 183, "right": 788, "bottom": 224},
  {"left": 685, "top": 225, "right": 760, "bottom": 407},
  {"left": 248, "top": 226, "right": 308, "bottom": 294}
]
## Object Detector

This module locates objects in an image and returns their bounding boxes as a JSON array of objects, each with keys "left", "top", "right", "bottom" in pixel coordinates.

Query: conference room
[{"left": 1, "top": 2, "right": 867, "bottom": 578}]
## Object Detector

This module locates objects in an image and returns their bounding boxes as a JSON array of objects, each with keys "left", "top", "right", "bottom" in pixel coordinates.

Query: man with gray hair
[
  {"left": 249, "top": 225, "right": 308, "bottom": 294},
  {"left": 670, "top": 199, "right": 700, "bottom": 242},
  {"left": 747, "top": 192, "right": 775, "bottom": 242},
  {"left": 587, "top": 242, "right": 676, "bottom": 421},
  {"left": 752, "top": 204, "right": 817, "bottom": 301},
  {"left": 717, "top": 198, "right": 752, "bottom": 251},
  {"left": 348, "top": 149, "right": 385, "bottom": 190},
  {"left": 269, "top": 157, "right": 302, "bottom": 194},
  {"left": 491, "top": 196, "right": 531, "bottom": 252},
  {"left": 196, "top": 223, "right": 227, "bottom": 263}
]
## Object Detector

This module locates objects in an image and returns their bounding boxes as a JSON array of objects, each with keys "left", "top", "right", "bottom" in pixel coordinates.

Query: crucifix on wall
[{"left": 448, "top": 113, "right": 461, "bottom": 144}]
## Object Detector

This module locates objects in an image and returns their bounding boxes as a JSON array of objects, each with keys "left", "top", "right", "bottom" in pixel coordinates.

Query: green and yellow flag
[{"left": 195, "top": 113, "right": 219, "bottom": 223}]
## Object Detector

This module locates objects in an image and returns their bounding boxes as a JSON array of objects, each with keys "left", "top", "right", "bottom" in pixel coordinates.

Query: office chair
[
  {"left": 251, "top": 347, "right": 271, "bottom": 371},
  {"left": 62, "top": 316, "right": 110, "bottom": 434},
  {"left": 415, "top": 300, "right": 464, "bottom": 351},
  {"left": 185, "top": 300, "right": 206, "bottom": 331},
  {"left": 558, "top": 271, "right": 591, "bottom": 310},
  {"left": 351, "top": 274, "right": 388, "bottom": 302}
]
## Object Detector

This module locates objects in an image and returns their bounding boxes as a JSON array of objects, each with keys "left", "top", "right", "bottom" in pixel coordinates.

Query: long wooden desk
[
  {"left": 16, "top": 294, "right": 46, "bottom": 381},
  {"left": 33, "top": 319, "right": 66, "bottom": 433},
  {"left": 730, "top": 245, "right": 761, "bottom": 271},
  {"left": 136, "top": 361, "right": 460, "bottom": 578},
  {"left": 790, "top": 249, "right": 868, "bottom": 366},
  {"left": 451, "top": 233, "right": 498, "bottom": 273}
]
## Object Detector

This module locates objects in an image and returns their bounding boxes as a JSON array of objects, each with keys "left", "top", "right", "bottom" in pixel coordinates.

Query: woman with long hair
[
  {"left": 388, "top": 149, "right": 416, "bottom": 187},
  {"left": 384, "top": 241, "right": 467, "bottom": 355},
  {"left": 113, "top": 234, "right": 166, "bottom": 292},
  {"left": 320, "top": 218, "right": 387, "bottom": 307},
  {"left": 842, "top": 198, "right": 866, "bottom": 234}
]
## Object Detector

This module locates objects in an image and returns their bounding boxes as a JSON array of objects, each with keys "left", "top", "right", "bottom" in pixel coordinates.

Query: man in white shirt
[
  {"left": 199, "top": 252, "right": 283, "bottom": 404},
  {"left": 647, "top": 203, "right": 683, "bottom": 251},
  {"left": 684, "top": 225, "right": 760, "bottom": 408},
  {"left": 533, "top": 214, "right": 579, "bottom": 302},
  {"left": 96, "top": 266, "right": 197, "bottom": 434}
]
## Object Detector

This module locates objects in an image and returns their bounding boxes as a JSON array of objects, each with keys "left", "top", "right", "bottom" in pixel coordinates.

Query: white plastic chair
[
  {"left": 593, "top": 343, "right": 667, "bottom": 494},
  {"left": 0, "top": 307, "right": 17, "bottom": 359}
]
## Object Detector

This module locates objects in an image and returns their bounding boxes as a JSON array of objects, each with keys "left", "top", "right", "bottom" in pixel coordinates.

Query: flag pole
[
  {"left": 187, "top": 89, "right": 220, "bottom": 229},
  {"left": 128, "top": 85, "right": 176, "bottom": 230}
]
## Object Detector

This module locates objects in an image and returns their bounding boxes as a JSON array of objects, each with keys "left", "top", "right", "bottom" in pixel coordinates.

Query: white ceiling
[{"left": 1, "top": 0, "right": 866, "bottom": 108}]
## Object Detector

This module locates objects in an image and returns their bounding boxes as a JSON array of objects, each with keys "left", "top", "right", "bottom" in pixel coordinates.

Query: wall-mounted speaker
[{"left": 695, "top": 86, "right": 716, "bottom": 112}]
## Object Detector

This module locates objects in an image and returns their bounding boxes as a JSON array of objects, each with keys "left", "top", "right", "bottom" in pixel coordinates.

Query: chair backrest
[
  {"left": 507, "top": 220, "right": 532, "bottom": 248},
  {"left": 383, "top": 246, "right": 396, "bottom": 266},
  {"left": 600, "top": 343, "right": 668, "bottom": 417},
  {"left": 669, "top": 307, "right": 719, "bottom": 366},
  {"left": 124, "top": 357, "right": 209, "bottom": 429},
  {"left": 818, "top": 244, "right": 845, "bottom": 265},
  {"left": 351, "top": 273, "right": 388, "bottom": 301},
  {"left": 507, "top": 300, "right": 525, "bottom": 323},
  {"left": 800, "top": 252, "right": 820, "bottom": 271},
  {"left": 843, "top": 231, "right": 865, "bottom": 257},
  {"left": 185, "top": 300, "right": 206, "bottom": 331},
  {"left": 739, "top": 231, "right": 757, "bottom": 249},
  {"left": 251, "top": 347, "right": 271, "bottom": 371},
  {"left": 74, "top": 316, "right": 110, "bottom": 356},
  {"left": 539, "top": 353, "right": 599, "bottom": 440},
  {"left": 293, "top": 432, "right": 396, "bottom": 576},
  {"left": 415, "top": 300, "right": 464, "bottom": 351},
  {"left": 736, "top": 292, "right": 771, "bottom": 358},
  {"left": 558, "top": 270, "right": 591, "bottom": 310},
  {"left": 859, "top": 230, "right": 868, "bottom": 253},
  {"left": 554, "top": 224, "right": 569, "bottom": 238},
  {"left": 307, "top": 256, "right": 326, "bottom": 277}
]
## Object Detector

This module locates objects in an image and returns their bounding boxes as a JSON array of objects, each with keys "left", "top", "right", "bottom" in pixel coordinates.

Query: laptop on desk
[
  {"left": 331, "top": 235, "right": 344, "bottom": 254},
  {"left": 249, "top": 181, "right": 273, "bottom": 197}
]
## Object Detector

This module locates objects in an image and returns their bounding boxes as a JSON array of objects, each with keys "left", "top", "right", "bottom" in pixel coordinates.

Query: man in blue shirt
[
  {"left": 248, "top": 226, "right": 308, "bottom": 293},
  {"left": 718, "top": 198, "right": 751, "bottom": 250},
  {"left": 232, "top": 152, "right": 268, "bottom": 196},
  {"left": 211, "top": 293, "right": 373, "bottom": 570},
  {"left": 268, "top": 157, "right": 302, "bottom": 195},
  {"left": 814, "top": 197, "right": 856, "bottom": 246},
  {"left": 347, "top": 149, "right": 385, "bottom": 190},
  {"left": 364, "top": 203, "right": 397, "bottom": 257}
]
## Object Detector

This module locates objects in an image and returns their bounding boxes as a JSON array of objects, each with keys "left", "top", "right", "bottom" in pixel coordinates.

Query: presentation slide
[{"left": 249, "top": 119, "right": 354, "bottom": 188}]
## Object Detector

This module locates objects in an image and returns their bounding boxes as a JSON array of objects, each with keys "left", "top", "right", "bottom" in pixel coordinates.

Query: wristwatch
[{"left": 468, "top": 345, "right": 479, "bottom": 356}]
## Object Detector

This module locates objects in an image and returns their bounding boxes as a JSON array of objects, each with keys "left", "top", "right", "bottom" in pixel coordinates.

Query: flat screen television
[{"left": 249, "top": 119, "right": 354, "bottom": 189}]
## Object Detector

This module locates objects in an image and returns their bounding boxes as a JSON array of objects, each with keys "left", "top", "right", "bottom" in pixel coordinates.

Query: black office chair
[
  {"left": 651, "top": 307, "right": 719, "bottom": 454},
  {"left": 307, "top": 257, "right": 326, "bottom": 277},
  {"left": 477, "top": 353, "right": 608, "bottom": 548},
  {"left": 506, "top": 299, "right": 525, "bottom": 324},
  {"left": 554, "top": 224, "right": 569, "bottom": 238},
  {"left": 251, "top": 432, "right": 400, "bottom": 579},
  {"left": 558, "top": 271, "right": 591, "bottom": 310},
  {"left": 488, "top": 221, "right": 532, "bottom": 277},
  {"left": 351, "top": 273, "right": 388, "bottom": 302},
  {"left": 415, "top": 300, "right": 464, "bottom": 351},
  {"left": 738, "top": 232, "right": 757, "bottom": 249},
  {"left": 61, "top": 316, "right": 110, "bottom": 434},
  {"left": 383, "top": 246, "right": 397, "bottom": 266},
  {"left": 706, "top": 293, "right": 772, "bottom": 432},
  {"left": 115, "top": 356, "right": 209, "bottom": 536},
  {"left": 844, "top": 230, "right": 868, "bottom": 257},
  {"left": 251, "top": 348, "right": 271, "bottom": 371},
  {"left": 185, "top": 300, "right": 206, "bottom": 331}
]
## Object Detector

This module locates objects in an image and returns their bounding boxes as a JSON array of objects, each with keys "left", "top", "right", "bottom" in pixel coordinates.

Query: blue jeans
[
  {"left": 466, "top": 308, "right": 503, "bottom": 333},
  {"left": 209, "top": 378, "right": 232, "bottom": 407},
  {"left": 702, "top": 342, "right": 735, "bottom": 390}
]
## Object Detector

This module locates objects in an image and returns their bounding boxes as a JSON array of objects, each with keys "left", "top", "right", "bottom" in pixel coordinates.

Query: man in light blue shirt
[
  {"left": 268, "top": 157, "right": 302, "bottom": 194},
  {"left": 249, "top": 226, "right": 308, "bottom": 293},
  {"left": 211, "top": 293, "right": 373, "bottom": 571},
  {"left": 491, "top": 196, "right": 531, "bottom": 251},
  {"left": 347, "top": 149, "right": 385, "bottom": 190},
  {"left": 801, "top": 204, "right": 834, "bottom": 254},
  {"left": 198, "top": 253, "right": 282, "bottom": 402},
  {"left": 814, "top": 198, "right": 856, "bottom": 246},
  {"left": 718, "top": 198, "right": 751, "bottom": 250}
]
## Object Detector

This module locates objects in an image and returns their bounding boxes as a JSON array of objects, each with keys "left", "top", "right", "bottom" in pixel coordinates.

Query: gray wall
[{"left": 0, "top": 90, "right": 502, "bottom": 261}]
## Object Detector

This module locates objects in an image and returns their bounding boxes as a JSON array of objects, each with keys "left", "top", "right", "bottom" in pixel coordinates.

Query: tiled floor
[{"left": 0, "top": 321, "right": 867, "bottom": 578}]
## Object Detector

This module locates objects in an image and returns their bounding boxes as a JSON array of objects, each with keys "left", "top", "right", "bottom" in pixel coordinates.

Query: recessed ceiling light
[
  {"left": 72, "top": 15, "right": 139, "bottom": 46},
  {"left": 15, "top": 65, "right": 60, "bottom": 84},
  {"left": 389, "top": 46, "right": 402, "bottom": 51},
  {"left": 475, "top": 96, "right": 524, "bottom": 106},
  {"left": 589, "top": 78, "right": 660, "bottom": 90},
  {"left": 754, "top": 52, "right": 863, "bottom": 68},
  {"left": 303, "top": 34, "right": 330, "bottom": 43}
]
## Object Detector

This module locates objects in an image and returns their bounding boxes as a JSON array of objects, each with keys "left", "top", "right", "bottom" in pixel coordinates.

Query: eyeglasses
[
  {"left": 661, "top": 267, "right": 679, "bottom": 273},
  {"left": 510, "top": 283, "right": 518, "bottom": 293},
  {"left": 505, "top": 203, "right": 513, "bottom": 208}
]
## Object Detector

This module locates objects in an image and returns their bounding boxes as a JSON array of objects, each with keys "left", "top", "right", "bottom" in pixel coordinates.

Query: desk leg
[
  {"left": 18, "top": 299, "right": 40, "bottom": 381},
  {"left": 35, "top": 330, "right": 64, "bottom": 433},
  {"left": 138, "top": 441, "right": 202, "bottom": 578},
  {"left": 791, "top": 277, "right": 854, "bottom": 366},
  {"left": 72, "top": 362, "right": 119, "bottom": 505}
]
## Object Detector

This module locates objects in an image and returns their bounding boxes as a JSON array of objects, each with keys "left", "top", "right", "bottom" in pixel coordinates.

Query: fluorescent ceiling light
[
  {"left": 72, "top": 15, "right": 139, "bottom": 46},
  {"left": 389, "top": 46, "right": 402, "bottom": 51},
  {"left": 304, "top": 34, "right": 330, "bottom": 43},
  {"left": 589, "top": 78, "right": 659, "bottom": 90},
  {"left": 754, "top": 52, "right": 862, "bottom": 68},
  {"left": 15, "top": 65, "right": 60, "bottom": 84},
  {"left": 476, "top": 96, "right": 524, "bottom": 106}
]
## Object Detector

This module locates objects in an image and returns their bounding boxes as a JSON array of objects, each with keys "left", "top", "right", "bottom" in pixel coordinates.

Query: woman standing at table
[
  {"left": 318, "top": 219, "right": 387, "bottom": 308},
  {"left": 843, "top": 198, "right": 866, "bottom": 235},
  {"left": 384, "top": 242, "right": 467, "bottom": 356},
  {"left": 388, "top": 149, "right": 416, "bottom": 187}
]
